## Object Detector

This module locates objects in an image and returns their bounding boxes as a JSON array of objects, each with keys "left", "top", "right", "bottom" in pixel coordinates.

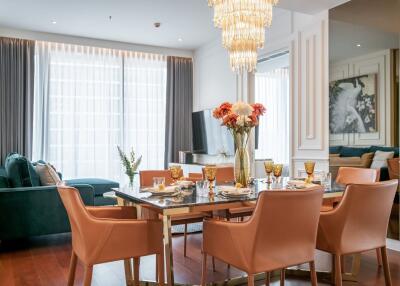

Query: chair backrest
[
  {"left": 387, "top": 158, "right": 399, "bottom": 180},
  {"left": 139, "top": 169, "right": 183, "bottom": 187},
  {"left": 57, "top": 183, "right": 94, "bottom": 258},
  {"left": 202, "top": 166, "right": 234, "bottom": 184},
  {"left": 247, "top": 187, "right": 324, "bottom": 270},
  {"left": 333, "top": 180, "right": 398, "bottom": 254},
  {"left": 336, "top": 167, "right": 379, "bottom": 185}
]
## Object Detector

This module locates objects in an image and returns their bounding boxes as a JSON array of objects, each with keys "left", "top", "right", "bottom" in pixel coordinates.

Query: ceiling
[
  {"left": 330, "top": 0, "right": 400, "bottom": 33},
  {"left": 0, "top": 0, "right": 349, "bottom": 50}
]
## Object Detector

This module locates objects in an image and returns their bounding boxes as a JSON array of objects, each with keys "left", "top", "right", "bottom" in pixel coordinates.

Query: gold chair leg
[
  {"left": 184, "top": 223, "right": 188, "bottom": 257},
  {"left": 201, "top": 253, "right": 207, "bottom": 286},
  {"left": 83, "top": 265, "right": 93, "bottom": 286},
  {"left": 124, "top": 259, "right": 133, "bottom": 286},
  {"left": 280, "top": 269, "right": 285, "bottom": 286},
  {"left": 68, "top": 251, "right": 78, "bottom": 286},
  {"left": 247, "top": 274, "right": 255, "bottom": 286},
  {"left": 309, "top": 261, "right": 317, "bottom": 286},
  {"left": 334, "top": 254, "right": 343, "bottom": 286},
  {"left": 212, "top": 256, "right": 216, "bottom": 272},
  {"left": 381, "top": 247, "right": 392, "bottom": 286},
  {"left": 265, "top": 272, "right": 270, "bottom": 286}
]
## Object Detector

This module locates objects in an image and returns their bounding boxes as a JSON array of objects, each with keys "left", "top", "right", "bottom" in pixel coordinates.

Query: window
[
  {"left": 254, "top": 52, "right": 290, "bottom": 165},
  {"left": 32, "top": 42, "right": 166, "bottom": 180}
]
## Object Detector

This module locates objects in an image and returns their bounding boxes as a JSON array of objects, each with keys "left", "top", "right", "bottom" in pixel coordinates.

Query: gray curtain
[
  {"left": 164, "top": 57, "right": 193, "bottom": 167},
  {"left": 0, "top": 37, "right": 35, "bottom": 163}
]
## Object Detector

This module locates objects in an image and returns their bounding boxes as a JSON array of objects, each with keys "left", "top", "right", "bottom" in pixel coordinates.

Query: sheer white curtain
[
  {"left": 123, "top": 52, "right": 167, "bottom": 170},
  {"left": 255, "top": 67, "right": 289, "bottom": 165},
  {"left": 33, "top": 42, "right": 167, "bottom": 180}
]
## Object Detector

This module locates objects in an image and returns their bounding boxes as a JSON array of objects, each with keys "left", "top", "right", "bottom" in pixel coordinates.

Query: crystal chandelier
[{"left": 208, "top": 0, "right": 278, "bottom": 73}]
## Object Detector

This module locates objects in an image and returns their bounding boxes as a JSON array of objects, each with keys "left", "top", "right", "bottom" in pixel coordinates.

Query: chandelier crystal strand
[{"left": 208, "top": 0, "right": 279, "bottom": 73}]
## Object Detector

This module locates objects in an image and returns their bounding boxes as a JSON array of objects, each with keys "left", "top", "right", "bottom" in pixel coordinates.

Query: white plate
[
  {"left": 143, "top": 186, "right": 179, "bottom": 195},
  {"left": 174, "top": 180, "right": 194, "bottom": 188},
  {"left": 218, "top": 186, "right": 251, "bottom": 197}
]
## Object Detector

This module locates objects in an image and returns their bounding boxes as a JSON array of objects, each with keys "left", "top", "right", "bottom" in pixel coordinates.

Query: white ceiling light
[
  {"left": 178, "top": 38, "right": 183, "bottom": 42},
  {"left": 51, "top": 20, "right": 57, "bottom": 24},
  {"left": 356, "top": 43, "right": 361, "bottom": 47}
]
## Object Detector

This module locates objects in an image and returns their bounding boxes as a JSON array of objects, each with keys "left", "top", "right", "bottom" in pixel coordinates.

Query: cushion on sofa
[
  {"left": 369, "top": 146, "right": 399, "bottom": 158},
  {"left": 370, "top": 150, "right": 395, "bottom": 169},
  {"left": 339, "top": 146, "right": 370, "bottom": 157},
  {"left": 4, "top": 153, "right": 40, "bottom": 187},
  {"left": 35, "top": 163, "right": 62, "bottom": 186},
  {"left": 65, "top": 178, "right": 119, "bottom": 196},
  {"left": 329, "top": 146, "right": 342, "bottom": 154}
]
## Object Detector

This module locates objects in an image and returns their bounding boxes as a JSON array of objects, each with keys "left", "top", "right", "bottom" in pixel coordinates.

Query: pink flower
[{"left": 251, "top": 103, "right": 266, "bottom": 117}]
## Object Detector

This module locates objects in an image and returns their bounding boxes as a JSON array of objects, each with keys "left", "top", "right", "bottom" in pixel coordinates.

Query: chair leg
[
  {"left": 201, "top": 253, "right": 207, "bottom": 286},
  {"left": 247, "top": 274, "right": 255, "bottom": 286},
  {"left": 67, "top": 251, "right": 78, "bottom": 286},
  {"left": 124, "top": 259, "right": 133, "bottom": 286},
  {"left": 334, "top": 254, "right": 343, "bottom": 286},
  {"left": 309, "top": 261, "right": 317, "bottom": 286},
  {"left": 376, "top": 248, "right": 383, "bottom": 267},
  {"left": 133, "top": 257, "right": 140, "bottom": 286},
  {"left": 340, "top": 255, "right": 345, "bottom": 273},
  {"left": 280, "top": 269, "right": 285, "bottom": 286},
  {"left": 212, "top": 256, "right": 216, "bottom": 272},
  {"left": 184, "top": 223, "right": 188, "bottom": 257},
  {"left": 265, "top": 272, "right": 270, "bottom": 286},
  {"left": 157, "top": 253, "right": 165, "bottom": 286},
  {"left": 380, "top": 247, "right": 392, "bottom": 286},
  {"left": 83, "top": 265, "right": 93, "bottom": 286}
]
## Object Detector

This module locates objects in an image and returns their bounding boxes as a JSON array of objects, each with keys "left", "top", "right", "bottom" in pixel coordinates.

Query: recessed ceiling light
[
  {"left": 356, "top": 44, "right": 361, "bottom": 47},
  {"left": 51, "top": 20, "right": 57, "bottom": 24},
  {"left": 178, "top": 38, "right": 183, "bottom": 42}
]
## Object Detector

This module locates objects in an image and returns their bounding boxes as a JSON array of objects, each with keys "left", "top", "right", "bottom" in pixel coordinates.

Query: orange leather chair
[
  {"left": 316, "top": 180, "right": 398, "bottom": 286},
  {"left": 201, "top": 187, "right": 324, "bottom": 286},
  {"left": 188, "top": 172, "right": 204, "bottom": 182},
  {"left": 57, "top": 184, "right": 164, "bottom": 286},
  {"left": 140, "top": 170, "right": 209, "bottom": 257},
  {"left": 335, "top": 167, "right": 379, "bottom": 185}
]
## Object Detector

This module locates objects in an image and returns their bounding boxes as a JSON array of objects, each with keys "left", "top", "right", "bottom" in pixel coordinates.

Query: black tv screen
[{"left": 192, "top": 110, "right": 234, "bottom": 155}]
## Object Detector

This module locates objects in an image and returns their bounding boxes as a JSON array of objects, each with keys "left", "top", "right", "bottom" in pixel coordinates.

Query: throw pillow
[
  {"left": 370, "top": 151, "right": 395, "bottom": 169},
  {"left": 339, "top": 146, "right": 370, "bottom": 157},
  {"left": 35, "top": 163, "right": 62, "bottom": 186},
  {"left": 369, "top": 146, "right": 399, "bottom": 158},
  {"left": 4, "top": 153, "right": 41, "bottom": 187}
]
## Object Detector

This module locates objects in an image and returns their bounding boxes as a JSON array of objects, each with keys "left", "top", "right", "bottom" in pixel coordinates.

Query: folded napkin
[
  {"left": 144, "top": 185, "right": 179, "bottom": 193},
  {"left": 219, "top": 186, "right": 251, "bottom": 195}
]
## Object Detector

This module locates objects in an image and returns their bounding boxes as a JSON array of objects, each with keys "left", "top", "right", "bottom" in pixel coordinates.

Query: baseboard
[{"left": 387, "top": 238, "right": 400, "bottom": 251}]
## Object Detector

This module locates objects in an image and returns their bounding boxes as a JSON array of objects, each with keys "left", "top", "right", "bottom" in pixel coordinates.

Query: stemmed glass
[
  {"left": 204, "top": 165, "right": 217, "bottom": 196},
  {"left": 304, "top": 161, "right": 315, "bottom": 184},
  {"left": 264, "top": 160, "right": 274, "bottom": 184},
  {"left": 273, "top": 164, "right": 283, "bottom": 183},
  {"left": 169, "top": 165, "right": 182, "bottom": 184}
]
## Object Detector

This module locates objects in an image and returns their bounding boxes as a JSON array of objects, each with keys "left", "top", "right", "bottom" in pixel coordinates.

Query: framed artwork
[{"left": 329, "top": 74, "right": 377, "bottom": 134}]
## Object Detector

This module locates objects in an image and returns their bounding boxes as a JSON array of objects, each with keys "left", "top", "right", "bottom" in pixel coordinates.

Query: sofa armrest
[{"left": 0, "top": 184, "right": 94, "bottom": 206}]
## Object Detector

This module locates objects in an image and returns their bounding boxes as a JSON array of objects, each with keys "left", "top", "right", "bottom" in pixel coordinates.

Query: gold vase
[{"left": 233, "top": 131, "right": 250, "bottom": 187}]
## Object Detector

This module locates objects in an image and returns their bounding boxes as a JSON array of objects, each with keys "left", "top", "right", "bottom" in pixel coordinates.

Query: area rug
[{"left": 171, "top": 222, "right": 203, "bottom": 234}]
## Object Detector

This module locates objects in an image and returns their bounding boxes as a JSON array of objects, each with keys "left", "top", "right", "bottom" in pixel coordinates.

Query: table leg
[{"left": 163, "top": 215, "right": 174, "bottom": 286}]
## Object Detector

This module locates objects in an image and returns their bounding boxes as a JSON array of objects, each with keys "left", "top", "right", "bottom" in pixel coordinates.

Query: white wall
[
  {"left": 0, "top": 26, "right": 193, "bottom": 58},
  {"left": 193, "top": 9, "right": 330, "bottom": 176},
  {"left": 193, "top": 38, "right": 236, "bottom": 111},
  {"left": 330, "top": 49, "right": 394, "bottom": 147}
]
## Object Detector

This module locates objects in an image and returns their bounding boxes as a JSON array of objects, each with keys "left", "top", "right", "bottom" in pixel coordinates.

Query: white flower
[
  {"left": 236, "top": 115, "right": 251, "bottom": 126},
  {"left": 232, "top": 101, "right": 253, "bottom": 116}
]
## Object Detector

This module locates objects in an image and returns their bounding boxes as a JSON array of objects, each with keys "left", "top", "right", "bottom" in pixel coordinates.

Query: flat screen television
[{"left": 192, "top": 109, "right": 235, "bottom": 156}]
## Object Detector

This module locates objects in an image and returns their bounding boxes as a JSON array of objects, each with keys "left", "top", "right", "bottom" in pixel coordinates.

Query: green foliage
[{"left": 117, "top": 146, "right": 142, "bottom": 179}]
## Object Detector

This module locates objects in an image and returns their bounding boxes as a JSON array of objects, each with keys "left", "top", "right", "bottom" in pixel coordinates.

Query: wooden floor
[{"left": 0, "top": 232, "right": 399, "bottom": 286}]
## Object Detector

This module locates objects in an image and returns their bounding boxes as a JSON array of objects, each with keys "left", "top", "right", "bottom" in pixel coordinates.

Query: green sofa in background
[{"left": 0, "top": 153, "right": 118, "bottom": 240}]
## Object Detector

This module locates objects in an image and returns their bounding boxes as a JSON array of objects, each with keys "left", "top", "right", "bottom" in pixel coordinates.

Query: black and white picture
[{"left": 329, "top": 74, "right": 377, "bottom": 134}]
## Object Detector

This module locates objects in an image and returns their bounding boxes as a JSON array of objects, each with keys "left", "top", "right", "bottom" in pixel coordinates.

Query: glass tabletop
[{"left": 113, "top": 177, "right": 345, "bottom": 210}]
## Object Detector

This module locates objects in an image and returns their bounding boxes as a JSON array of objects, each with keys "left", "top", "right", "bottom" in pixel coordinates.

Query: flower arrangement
[
  {"left": 117, "top": 146, "right": 142, "bottom": 185},
  {"left": 213, "top": 101, "right": 266, "bottom": 132},
  {"left": 213, "top": 101, "right": 266, "bottom": 187}
]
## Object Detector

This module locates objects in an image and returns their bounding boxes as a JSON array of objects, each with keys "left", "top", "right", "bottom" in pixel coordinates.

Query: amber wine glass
[
  {"left": 204, "top": 165, "right": 217, "bottom": 195},
  {"left": 304, "top": 161, "right": 315, "bottom": 184},
  {"left": 169, "top": 165, "right": 182, "bottom": 183},
  {"left": 273, "top": 164, "right": 283, "bottom": 183},
  {"left": 264, "top": 160, "right": 274, "bottom": 184}
]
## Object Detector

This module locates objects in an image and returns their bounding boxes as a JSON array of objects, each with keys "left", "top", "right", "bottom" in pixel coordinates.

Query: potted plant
[{"left": 117, "top": 146, "right": 142, "bottom": 186}]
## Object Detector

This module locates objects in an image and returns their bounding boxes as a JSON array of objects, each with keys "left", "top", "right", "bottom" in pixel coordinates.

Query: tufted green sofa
[{"left": 0, "top": 153, "right": 118, "bottom": 240}]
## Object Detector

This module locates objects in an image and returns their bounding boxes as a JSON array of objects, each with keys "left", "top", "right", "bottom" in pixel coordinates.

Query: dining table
[{"left": 113, "top": 177, "right": 347, "bottom": 286}]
